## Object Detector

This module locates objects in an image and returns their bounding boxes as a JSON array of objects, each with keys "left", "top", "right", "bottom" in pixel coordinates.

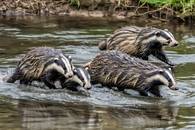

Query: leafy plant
[
  {"left": 68, "top": 0, "right": 80, "bottom": 7},
  {"left": 140, "top": 0, "right": 195, "bottom": 15}
]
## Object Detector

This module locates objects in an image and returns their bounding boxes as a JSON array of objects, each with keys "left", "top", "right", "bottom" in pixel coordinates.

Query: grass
[
  {"left": 67, "top": 0, "right": 195, "bottom": 18},
  {"left": 140, "top": 0, "right": 195, "bottom": 16},
  {"left": 68, "top": 0, "right": 80, "bottom": 7}
]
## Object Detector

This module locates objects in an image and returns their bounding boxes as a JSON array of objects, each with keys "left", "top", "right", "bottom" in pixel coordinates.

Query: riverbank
[{"left": 0, "top": 0, "right": 194, "bottom": 23}]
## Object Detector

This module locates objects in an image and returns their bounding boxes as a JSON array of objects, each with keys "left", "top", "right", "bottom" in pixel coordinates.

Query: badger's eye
[
  {"left": 54, "top": 59, "right": 59, "bottom": 63},
  {"left": 167, "top": 38, "right": 171, "bottom": 43},
  {"left": 155, "top": 31, "right": 161, "bottom": 37},
  {"left": 80, "top": 76, "right": 84, "bottom": 81}
]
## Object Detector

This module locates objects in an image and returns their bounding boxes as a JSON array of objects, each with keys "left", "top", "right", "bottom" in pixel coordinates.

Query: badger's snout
[
  {"left": 169, "top": 41, "right": 178, "bottom": 47},
  {"left": 84, "top": 82, "right": 92, "bottom": 90},
  {"left": 168, "top": 84, "right": 178, "bottom": 90}
]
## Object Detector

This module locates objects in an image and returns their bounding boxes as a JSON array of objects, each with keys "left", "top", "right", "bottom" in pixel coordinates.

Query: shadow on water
[{"left": 0, "top": 16, "right": 195, "bottom": 129}]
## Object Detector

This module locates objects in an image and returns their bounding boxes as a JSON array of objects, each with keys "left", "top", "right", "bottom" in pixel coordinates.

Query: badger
[
  {"left": 98, "top": 26, "right": 178, "bottom": 66},
  {"left": 63, "top": 67, "right": 92, "bottom": 91},
  {"left": 86, "top": 51, "right": 177, "bottom": 97},
  {"left": 7, "top": 47, "right": 76, "bottom": 89}
]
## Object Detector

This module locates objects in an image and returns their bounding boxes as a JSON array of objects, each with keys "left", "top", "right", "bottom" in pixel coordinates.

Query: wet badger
[
  {"left": 7, "top": 47, "right": 89, "bottom": 89},
  {"left": 64, "top": 67, "right": 91, "bottom": 91},
  {"left": 99, "top": 26, "right": 178, "bottom": 66},
  {"left": 86, "top": 51, "right": 177, "bottom": 97}
]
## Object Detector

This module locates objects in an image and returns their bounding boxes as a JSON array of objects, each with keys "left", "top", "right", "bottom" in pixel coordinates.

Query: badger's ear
[
  {"left": 68, "top": 55, "right": 71, "bottom": 59},
  {"left": 68, "top": 55, "right": 72, "bottom": 62},
  {"left": 155, "top": 31, "right": 161, "bottom": 37},
  {"left": 164, "top": 29, "right": 168, "bottom": 31},
  {"left": 73, "top": 68, "right": 77, "bottom": 74}
]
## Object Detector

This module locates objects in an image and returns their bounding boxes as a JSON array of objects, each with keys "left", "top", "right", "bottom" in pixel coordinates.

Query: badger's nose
[
  {"left": 85, "top": 85, "right": 92, "bottom": 90},
  {"left": 169, "top": 85, "right": 178, "bottom": 90},
  {"left": 173, "top": 42, "right": 178, "bottom": 47},
  {"left": 170, "top": 41, "right": 178, "bottom": 47}
]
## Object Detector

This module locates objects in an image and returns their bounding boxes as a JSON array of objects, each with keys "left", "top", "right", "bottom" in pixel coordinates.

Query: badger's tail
[
  {"left": 6, "top": 70, "right": 20, "bottom": 83},
  {"left": 98, "top": 40, "right": 107, "bottom": 50},
  {"left": 7, "top": 75, "right": 17, "bottom": 83}
]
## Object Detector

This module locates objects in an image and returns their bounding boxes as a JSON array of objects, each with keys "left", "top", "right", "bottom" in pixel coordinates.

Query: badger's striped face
[
  {"left": 140, "top": 28, "right": 178, "bottom": 48},
  {"left": 155, "top": 29, "right": 178, "bottom": 47},
  {"left": 146, "top": 69, "right": 177, "bottom": 90},
  {"left": 59, "top": 54, "right": 74, "bottom": 78},
  {"left": 73, "top": 68, "right": 91, "bottom": 89},
  {"left": 162, "top": 69, "right": 177, "bottom": 90},
  {"left": 45, "top": 55, "right": 74, "bottom": 78}
]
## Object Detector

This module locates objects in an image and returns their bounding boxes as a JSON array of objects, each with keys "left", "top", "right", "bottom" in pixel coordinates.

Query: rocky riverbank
[{"left": 0, "top": 0, "right": 194, "bottom": 23}]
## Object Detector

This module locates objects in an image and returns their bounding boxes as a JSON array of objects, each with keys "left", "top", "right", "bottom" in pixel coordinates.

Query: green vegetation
[
  {"left": 68, "top": 0, "right": 80, "bottom": 7},
  {"left": 68, "top": 0, "right": 195, "bottom": 17},
  {"left": 140, "top": 0, "right": 195, "bottom": 16}
]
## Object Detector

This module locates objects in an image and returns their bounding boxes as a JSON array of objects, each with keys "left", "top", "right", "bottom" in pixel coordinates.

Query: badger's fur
[
  {"left": 63, "top": 67, "right": 92, "bottom": 90},
  {"left": 7, "top": 47, "right": 75, "bottom": 89},
  {"left": 99, "top": 26, "right": 178, "bottom": 66},
  {"left": 86, "top": 51, "right": 177, "bottom": 97}
]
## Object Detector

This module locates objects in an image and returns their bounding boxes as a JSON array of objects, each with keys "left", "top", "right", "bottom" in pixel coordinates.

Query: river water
[{"left": 0, "top": 16, "right": 195, "bottom": 130}]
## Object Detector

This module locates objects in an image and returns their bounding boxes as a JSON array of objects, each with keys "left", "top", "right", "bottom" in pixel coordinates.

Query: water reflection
[
  {"left": 17, "top": 100, "right": 178, "bottom": 130},
  {"left": 19, "top": 101, "right": 100, "bottom": 130}
]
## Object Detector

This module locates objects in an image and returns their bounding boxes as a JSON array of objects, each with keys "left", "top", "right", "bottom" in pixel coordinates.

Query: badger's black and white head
[
  {"left": 71, "top": 67, "right": 91, "bottom": 90},
  {"left": 45, "top": 55, "right": 74, "bottom": 78},
  {"left": 146, "top": 69, "right": 177, "bottom": 90},
  {"left": 141, "top": 28, "right": 178, "bottom": 47},
  {"left": 155, "top": 29, "right": 178, "bottom": 47}
]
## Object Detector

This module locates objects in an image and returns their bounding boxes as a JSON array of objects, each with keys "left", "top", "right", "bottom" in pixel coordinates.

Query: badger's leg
[
  {"left": 141, "top": 54, "right": 149, "bottom": 60},
  {"left": 149, "top": 86, "right": 162, "bottom": 97},
  {"left": 145, "top": 81, "right": 162, "bottom": 97},
  {"left": 42, "top": 72, "right": 56, "bottom": 89},
  {"left": 153, "top": 50, "right": 174, "bottom": 66},
  {"left": 63, "top": 82, "right": 80, "bottom": 91},
  {"left": 138, "top": 84, "right": 150, "bottom": 96},
  {"left": 59, "top": 77, "right": 67, "bottom": 89},
  {"left": 139, "top": 91, "right": 149, "bottom": 96},
  {"left": 20, "top": 79, "right": 31, "bottom": 85},
  {"left": 117, "top": 86, "right": 125, "bottom": 91}
]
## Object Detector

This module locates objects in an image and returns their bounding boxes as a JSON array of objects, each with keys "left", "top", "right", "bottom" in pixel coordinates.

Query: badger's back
[
  {"left": 98, "top": 26, "right": 144, "bottom": 54},
  {"left": 88, "top": 51, "right": 159, "bottom": 88},
  {"left": 17, "top": 47, "right": 63, "bottom": 79}
]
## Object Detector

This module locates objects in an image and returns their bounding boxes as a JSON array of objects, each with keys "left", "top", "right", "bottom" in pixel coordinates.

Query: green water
[{"left": 0, "top": 16, "right": 194, "bottom": 130}]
